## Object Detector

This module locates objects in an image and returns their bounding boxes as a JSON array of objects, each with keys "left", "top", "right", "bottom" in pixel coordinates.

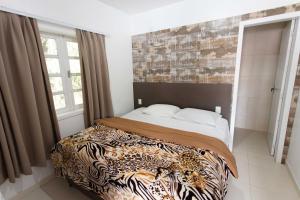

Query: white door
[{"left": 267, "top": 20, "right": 295, "bottom": 155}]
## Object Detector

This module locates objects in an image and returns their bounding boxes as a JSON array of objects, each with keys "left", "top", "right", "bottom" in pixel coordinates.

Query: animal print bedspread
[{"left": 51, "top": 124, "right": 231, "bottom": 200}]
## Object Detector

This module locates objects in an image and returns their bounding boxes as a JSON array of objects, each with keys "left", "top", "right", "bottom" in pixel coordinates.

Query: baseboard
[
  {"left": 9, "top": 174, "right": 55, "bottom": 200},
  {"left": 234, "top": 127, "right": 267, "bottom": 134},
  {"left": 286, "top": 161, "right": 300, "bottom": 195}
]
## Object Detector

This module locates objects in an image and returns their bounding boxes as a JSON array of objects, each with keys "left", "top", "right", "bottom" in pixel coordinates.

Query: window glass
[
  {"left": 67, "top": 41, "right": 79, "bottom": 57},
  {"left": 49, "top": 77, "right": 63, "bottom": 92},
  {"left": 46, "top": 58, "right": 60, "bottom": 74},
  {"left": 41, "top": 37, "right": 57, "bottom": 55},
  {"left": 69, "top": 59, "right": 81, "bottom": 73},
  {"left": 73, "top": 91, "right": 83, "bottom": 105},
  {"left": 53, "top": 94, "right": 66, "bottom": 109},
  {"left": 71, "top": 76, "right": 82, "bottom": 90}
]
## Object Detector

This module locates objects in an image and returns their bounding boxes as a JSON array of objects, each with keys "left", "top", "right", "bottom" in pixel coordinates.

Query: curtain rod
[{"left": 0, "top": 5, "right": 111, "bottom": 37}]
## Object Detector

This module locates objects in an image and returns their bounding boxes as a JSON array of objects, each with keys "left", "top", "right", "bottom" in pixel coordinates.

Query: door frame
[
  {"left": 268, "top": 20, "right": 295, "bottom": 156},
  {"left": 230, "top": 11, "right": 300, "bottom": 163}
]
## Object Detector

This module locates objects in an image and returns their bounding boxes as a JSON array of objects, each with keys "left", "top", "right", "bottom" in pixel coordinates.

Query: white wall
[
  {"left": 0, "top": 0, "right": 133, "bottom": 199},
  {"left": 131, "top": 0, "right": 300, "bottom": 35},
  {"left": 1, "top": 0, "right": 134, "bottom": 116},
  {"left": 287, "top": 96, "right": 300, "bottom": 190}
]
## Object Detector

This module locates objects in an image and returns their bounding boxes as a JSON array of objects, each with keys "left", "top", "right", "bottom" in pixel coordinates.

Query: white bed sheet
[{"left": 122, "top": 107, "right": 231, "bottom": 146}]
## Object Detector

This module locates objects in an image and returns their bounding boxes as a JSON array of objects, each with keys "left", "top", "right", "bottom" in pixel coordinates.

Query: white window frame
[
  {"left": 41, "top": 32, "right": 83, "bottom": 116},
  {"left": 64, "top": 38, "right": 83, "bottom": 111}
]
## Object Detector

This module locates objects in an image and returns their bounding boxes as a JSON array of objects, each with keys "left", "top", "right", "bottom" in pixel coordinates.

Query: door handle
[{"left": 271, "top": 87, "right": 280, "bottom": 93}]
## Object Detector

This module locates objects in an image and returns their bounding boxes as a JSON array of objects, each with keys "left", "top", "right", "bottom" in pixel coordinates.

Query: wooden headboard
[{"left": 133, "top": 82, "right": 232, "bottom": 122}]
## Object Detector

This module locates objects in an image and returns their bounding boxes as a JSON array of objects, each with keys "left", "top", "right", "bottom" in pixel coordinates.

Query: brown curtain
[
  {"left": 0, "top": 11, "right": 60, "bottom": 184},
  {"left": 76, "top": 30, "right": 113, "bottom": 127}
]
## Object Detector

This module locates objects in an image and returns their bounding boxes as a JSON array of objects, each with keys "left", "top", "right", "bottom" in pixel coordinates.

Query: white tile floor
[
  {"left": 226, "top": 129, "right": 300, "bottom": 200},
  {"left": 16, "top": 129, "right": 300, "bottom": 200}
]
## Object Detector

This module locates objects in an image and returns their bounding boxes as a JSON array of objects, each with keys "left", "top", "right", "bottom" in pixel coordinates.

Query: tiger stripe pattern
[{"left": 51, "top": 124, "right": 232, "bottom": 200}]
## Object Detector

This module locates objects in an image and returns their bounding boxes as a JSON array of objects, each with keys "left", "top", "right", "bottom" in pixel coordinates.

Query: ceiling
[{"left": 97, "top": 0, "right": 184, "bottom": 14}]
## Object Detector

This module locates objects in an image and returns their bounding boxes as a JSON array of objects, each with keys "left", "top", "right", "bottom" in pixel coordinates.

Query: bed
[{"left": 51, "top": 83, "right": 238, "bottom": 200}]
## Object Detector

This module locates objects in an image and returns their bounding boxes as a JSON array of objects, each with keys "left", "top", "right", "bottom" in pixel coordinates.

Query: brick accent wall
[
  {"left": 282, "top": 59, "right": 300, "bottom": 163},
  {"left": 132, "top": 4, "right": 300, "bottom": 83}
]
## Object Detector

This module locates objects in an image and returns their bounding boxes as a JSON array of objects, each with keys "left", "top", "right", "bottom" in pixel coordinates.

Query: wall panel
[{"left": 132, "top": 4, "right": 300, "bottom": 83}]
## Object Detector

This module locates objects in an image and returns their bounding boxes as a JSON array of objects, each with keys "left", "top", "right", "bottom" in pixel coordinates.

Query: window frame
[
  {"left": 41, "top": 32, "right": 83, "bottom": 115},
  {"left": 64, "top": 38, "right": 83, "bottom": 110}
]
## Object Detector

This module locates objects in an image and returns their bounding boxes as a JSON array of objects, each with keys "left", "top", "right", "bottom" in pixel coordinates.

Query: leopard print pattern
[{"left": 51, "top": 124, "right": 231, "bottom": 200}]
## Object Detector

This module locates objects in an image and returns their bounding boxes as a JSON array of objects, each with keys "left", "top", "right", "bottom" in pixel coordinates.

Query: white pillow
[
  {"left": 173, "top": 108, "right": 221, "bottom": 127},
  {"left": 142, "top": 104, "right": 180, "bottom": 117}
]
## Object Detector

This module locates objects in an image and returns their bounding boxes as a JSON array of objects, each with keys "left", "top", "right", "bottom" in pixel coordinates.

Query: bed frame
[
  {"left": 133, "top": 82, "right": 232, "bottom": 122},
  {"left": 68, "top": 82, "right": 233, "bottom": 199}
]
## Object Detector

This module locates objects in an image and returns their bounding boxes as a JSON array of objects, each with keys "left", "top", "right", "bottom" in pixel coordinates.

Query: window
[{"left": 41, "top": 33, "right": 83, "bottom": 114}]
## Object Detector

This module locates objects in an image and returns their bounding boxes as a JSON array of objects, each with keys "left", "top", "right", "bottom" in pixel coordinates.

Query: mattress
[{"left": 122, "top": 107, "right": 231, "bottom": 146}]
